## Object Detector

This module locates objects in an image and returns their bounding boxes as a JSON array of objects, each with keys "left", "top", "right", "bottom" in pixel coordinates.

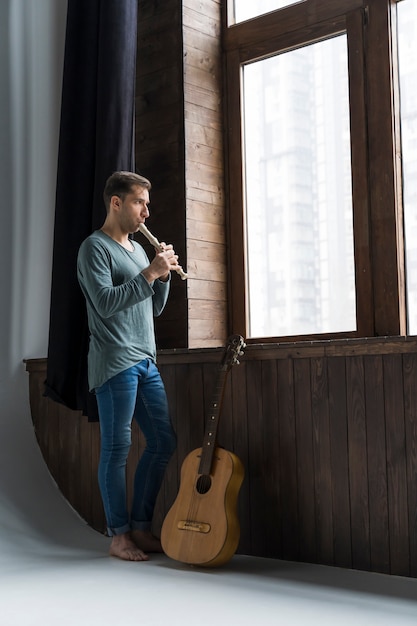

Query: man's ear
[{"left": 110, "top": 195, "right": 121, "bottom": 211}]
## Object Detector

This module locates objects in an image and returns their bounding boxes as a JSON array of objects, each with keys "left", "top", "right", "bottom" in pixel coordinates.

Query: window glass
[
  {"left": 242, "top": 35, "right": 356, "bottom": 338},
  {"left": 398, "top": 1, "right": 417, "bottom": 334},
  {"left": 231, "top": 0, "right": 304, "bottom": 24}
]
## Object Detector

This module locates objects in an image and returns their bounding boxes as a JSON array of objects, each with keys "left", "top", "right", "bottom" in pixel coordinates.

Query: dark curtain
[{"left": 44, "top": 0, "right": 138, "bottom": 419}]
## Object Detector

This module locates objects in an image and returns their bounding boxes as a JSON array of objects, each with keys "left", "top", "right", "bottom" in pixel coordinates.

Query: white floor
[{"left": 1, "top": 428, "right": 417, "bottom": 625}]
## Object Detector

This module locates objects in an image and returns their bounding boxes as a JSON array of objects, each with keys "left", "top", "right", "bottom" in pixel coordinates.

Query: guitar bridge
[{"left": 177, "top": 520, "right": 211, "bottom": 533}]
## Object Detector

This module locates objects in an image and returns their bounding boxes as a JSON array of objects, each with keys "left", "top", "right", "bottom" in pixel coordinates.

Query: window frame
[{"left": 223, "top": 0, "right": 406, "bottom": 343}]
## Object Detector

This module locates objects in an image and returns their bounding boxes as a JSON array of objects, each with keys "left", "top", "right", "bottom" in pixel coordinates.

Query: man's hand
[{"left": 141, "top": 243, "right": 179, "bottom": 283}]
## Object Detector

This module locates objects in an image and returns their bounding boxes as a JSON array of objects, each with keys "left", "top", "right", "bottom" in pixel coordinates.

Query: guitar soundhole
[{"left": 196, "top": 474, "right": 212, "bottom": 494}]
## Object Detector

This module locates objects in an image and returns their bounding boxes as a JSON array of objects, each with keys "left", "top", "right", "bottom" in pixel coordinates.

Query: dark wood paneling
[
  {"left": 294, "top": 358, "right": 316, "bottom": 562},
  {"left": 403, "top": 353, "right": 417, "bottom": 577},
  {"left": 328, "top": 356, "right": 352, "bottom": 568},
  {"left": 277, "top": 357, "right": 299, "bottom": 560},
  {"left": 25, "top": 336, "right": 417, "bottom": 577},
  {"left": 346, "top": 355, "right": 371, "bottom": 571},
  {"left": 364, "top": 355, "right": 390, "bottom": 574},
  {"left": 384, "top": 354, "right": 409, "bottom": 576},
  {"left": 311, "top": 357, "right": 333, "bottom": 566}
]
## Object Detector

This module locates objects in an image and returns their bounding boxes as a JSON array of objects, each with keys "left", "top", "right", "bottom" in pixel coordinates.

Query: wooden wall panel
[
  {"left": 364, "top": 355, "right": 390, "bottom": 574},
  {"left": 277, "top": 358, "right": 299, "bottom": 561},
  {"left": 183, "top": 0, "right": 227, "bottom": 349},
  {"left": 384, "top": 354, "right": 409, "bottom": 576},
  {"left": 346, "top": 356, "right": 371, "bottom": 571},
  {"left": 135, "top": 0, "right": 227, "bottom": 350},
  {"left": 328, "top": 357, "right": 352, "bottom": 568},
  {"left": 311, "top": 357, "right": 333, "bottom": 566},
  {"left": 403, "top": 353, "right": 417, "bottom": 577},
  {"left": 25, "top": 336, "right": 417, "bottom": 577}
]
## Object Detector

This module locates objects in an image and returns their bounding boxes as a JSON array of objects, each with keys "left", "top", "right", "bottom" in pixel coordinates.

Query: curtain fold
[{"left": 44, "top": 0, "right": 138, "bottom": 418}]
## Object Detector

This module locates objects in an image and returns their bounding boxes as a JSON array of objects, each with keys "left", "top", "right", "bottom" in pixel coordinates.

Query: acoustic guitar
[{"left": 161, "top": 334, "right": 245, "bottom": 567}]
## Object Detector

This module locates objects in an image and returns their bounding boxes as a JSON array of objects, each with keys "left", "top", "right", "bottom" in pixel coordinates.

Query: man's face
[{"left": 116, "top": 184, "right": 150, "bottom": 233}]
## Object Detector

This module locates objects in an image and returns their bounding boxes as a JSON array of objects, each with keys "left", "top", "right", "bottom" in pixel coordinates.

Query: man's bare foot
[
  {"left": 131, "top": 529, "right": 164, "bottom": 553},
  {"left": 109, "top": 532, "right": 149, "bottom": 561}
]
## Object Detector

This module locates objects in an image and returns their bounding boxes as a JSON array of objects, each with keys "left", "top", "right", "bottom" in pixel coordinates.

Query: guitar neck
[{"left": 198, "top": 368, "right": 229, "bottom": 476}]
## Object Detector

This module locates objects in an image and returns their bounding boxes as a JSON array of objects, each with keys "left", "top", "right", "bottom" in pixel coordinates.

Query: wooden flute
[{"left": 138, "top": 223, "right": 188, "bottom": 281}]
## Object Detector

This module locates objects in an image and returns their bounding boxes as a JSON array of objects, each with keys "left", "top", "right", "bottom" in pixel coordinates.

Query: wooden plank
[
  {"left": 188, "top": 299, "right": 226, "bottom": 321},
  {"left": 183, "top": 38, "right": 221, "bottom": 74},
  {"left": 184, "top": 63, "right": 220, "bottom": 92},
  {"left": 46, "top": 398, "right": 61, "bottom": 493},
  {"left": 187, "top": 218, "right": 224, "bottom": 243},
  {"left": 346, "top": 355, "right": 370, "bottom": 571},
  {"left": 62, "top": 412, "right": 85, "bottom": 523},
  {"left": 260, "top": 360, "right": 282, "bottom": 558},
  {"left": 293, "top": 358, "right": 316, "bottom": 563},
  {"left": 186, "top": 257, "right": 226, "bottom": 282},
  {"left": 328, "top": 356, "right": 352, "bottom": 569},
  {"left": 136, "top": 31, "right": 181, "bottom": 77},
  {"left": 186, "top": 162, "right": 224, "bottom": 188},
  {"left": 186, "top": 121, "right": 223, "bottom": 151},
  {"left": 277, "top": 358, "right": 299, "bottom": 560},
  {"left": 311, "top": 357, "right": 333, "bottom": 565},
  {"left": 187, "top": 240, "right": 225, "bottom": 264},
  {"left": 186, "top": 140, "right": 223, "bottom": 168},
  {"left": 138, "top": 0, "right": 180, "bottom": 24},
  {"left": 403, "top": 353, "right": 417, "bottom": 577},
  {"left": 184, "top": 102, "right": 222, "bottom": 130},
  {"left": 364, "top": 355, "right": 390, "bottom": 573},
  {"left": 186, "top": 185, "right": 224, "bottom": 208},
  {"left": 245, "top": 359, "right": 267, "bottom": 556},
  {"left": 383, "top": 354, "right": 410, "bottom": 576},
  {"left": 188, "top": 319, "right": 227, "bottom": 344},
  {"left": 186, "top": 198, "right": 224, "bottom": 225},
  {"left": 136, "top": 122, "right": 183, "bottom": 154},
  {"left": 174, "top": 363, "right": 193, "bottom": 464},
  {"left": 184, "top": 83, "right": 222, "bottom": 111},
  {"left": 188, "top": 279, "right": 226, "bottom": 301},
  {"left": 187, "top": 363, "right": 207, "bottom": 451},
  {"left": 183, "top": 0, "right": 221, "bottom": 23},
  {"left": 183, "top": 4, "right": 221, "bottom": 39},
  {"left": 230, "top": 360, "right": 251, "bottom": 554}
]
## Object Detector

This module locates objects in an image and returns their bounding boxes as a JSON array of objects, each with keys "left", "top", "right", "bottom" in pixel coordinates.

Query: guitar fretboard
[{"left": 198, "top": 368, "right": 228, "bottom": 476}]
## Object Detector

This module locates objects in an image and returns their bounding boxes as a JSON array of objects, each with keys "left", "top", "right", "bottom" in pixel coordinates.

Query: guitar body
[{"left": 161, "top": 446, "right": 244, "bottom": 567}]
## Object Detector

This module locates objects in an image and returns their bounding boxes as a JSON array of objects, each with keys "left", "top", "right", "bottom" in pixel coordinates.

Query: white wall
[{"left": 0, "top": 0, "right": 83, "bottom": 541}]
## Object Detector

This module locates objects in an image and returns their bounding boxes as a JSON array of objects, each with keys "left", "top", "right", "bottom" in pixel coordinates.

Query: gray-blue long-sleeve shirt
[{"left": 77, "top": 230, "right": 170, "bottom": 391}]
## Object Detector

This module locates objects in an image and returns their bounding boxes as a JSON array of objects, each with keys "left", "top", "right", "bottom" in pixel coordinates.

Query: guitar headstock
[{"left": 221, "top": 334, "right": 246, "bottom": 371}]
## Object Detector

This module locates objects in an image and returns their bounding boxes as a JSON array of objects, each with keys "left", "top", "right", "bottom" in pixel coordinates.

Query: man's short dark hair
[{"left": 103, "top": 171, "right": 152, "bottom": 210}]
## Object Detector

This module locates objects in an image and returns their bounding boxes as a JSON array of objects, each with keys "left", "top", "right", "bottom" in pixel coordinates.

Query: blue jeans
[{"left": 95, "top": 359, "right": 176, "bottom": 536}]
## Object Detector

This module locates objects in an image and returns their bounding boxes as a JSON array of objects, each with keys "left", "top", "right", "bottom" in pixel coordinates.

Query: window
[
  {"left": 243, "top": 36, "right": 355, "bottom": 338},
  {"left": 224, "top": 0, "right": 406, "bottom": 342}
]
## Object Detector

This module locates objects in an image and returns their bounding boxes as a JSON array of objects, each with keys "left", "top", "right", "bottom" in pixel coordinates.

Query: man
[{"left": 77, "top": 171, "right": 177, "bottom": 561}]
